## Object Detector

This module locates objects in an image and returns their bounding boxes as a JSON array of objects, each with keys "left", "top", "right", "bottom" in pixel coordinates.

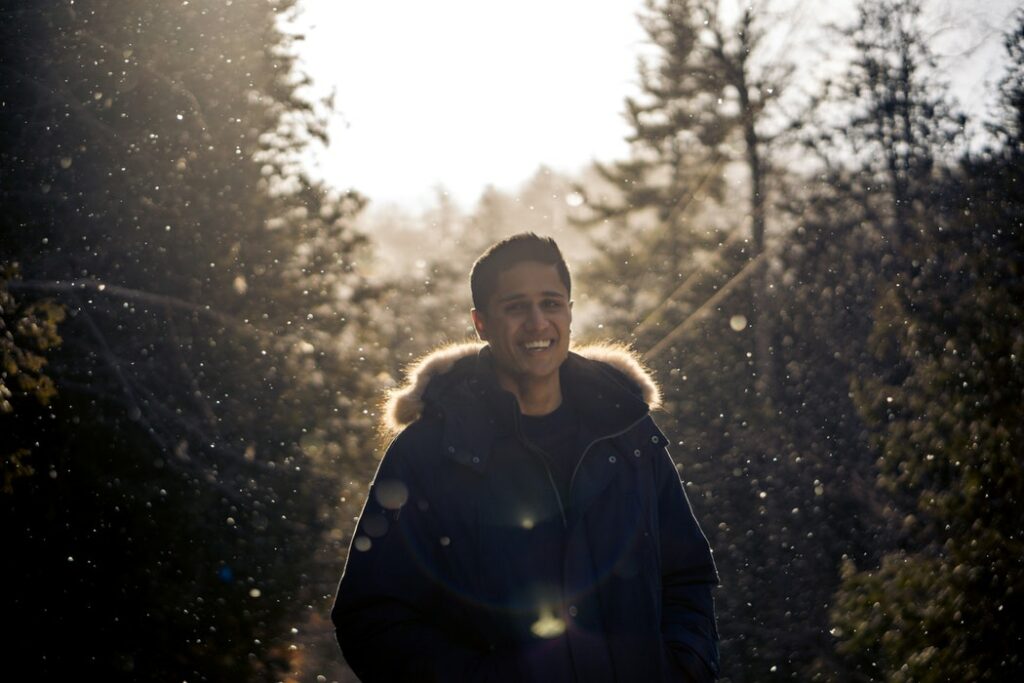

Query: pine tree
[
  {"left": 808, "top": 0, "right": 964, "bottom": 270},
  {"left": 830, "top": 9, "right": 1024, "bottom": 681},
  {"left": 577, "top": 0, "right": 794, "bottom": 402},
  {"left": 0, "top": 0, "right": 376, "bottom": 678}
]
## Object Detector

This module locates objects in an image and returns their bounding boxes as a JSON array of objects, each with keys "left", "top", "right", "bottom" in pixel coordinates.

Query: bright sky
[
  {"left": 294, "top": 0, "right": 645, "bottom": 210},
  {"left": 294, "top": 0, "right": 1020, "bottom": 211}
]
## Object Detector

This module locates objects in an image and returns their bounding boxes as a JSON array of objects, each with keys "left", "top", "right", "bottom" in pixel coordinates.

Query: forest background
[{"left": 2, "top": 0, "right": 1022, "bottom": 681}]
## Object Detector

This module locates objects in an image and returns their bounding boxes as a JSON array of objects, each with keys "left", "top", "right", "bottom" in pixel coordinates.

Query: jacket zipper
[
  {"left": 515, "top": 409, "right": 650, "bottom": 530},
  {"left": 561, "top": 411, "right": 649, "bottom": 647},
  {"left": 541, "top": 447, "right": 569, "bottom": 528},
  {"left": 513, "top": 408, "right": 571, "bottom": 528}
]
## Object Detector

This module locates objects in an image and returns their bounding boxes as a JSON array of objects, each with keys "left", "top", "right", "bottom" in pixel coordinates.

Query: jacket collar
[
  {"left": 384, "top": 341, "right": 660, "bottom": 432},
  {"left": 382, "top": 341, "right": 661, "bottom": 472}
]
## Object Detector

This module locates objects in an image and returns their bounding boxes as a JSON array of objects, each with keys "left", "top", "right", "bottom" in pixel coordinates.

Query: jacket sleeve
[
  {"left": 330, "top": 430, "right": 521, "bottom": 683},
  {"left": 651, "top": 427, "right": 721, "bottom": 681}
]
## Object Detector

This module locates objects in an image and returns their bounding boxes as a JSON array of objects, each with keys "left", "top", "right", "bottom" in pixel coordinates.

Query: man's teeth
[{"left": 523, "top": 340, "right": 552, "bottom": 349}]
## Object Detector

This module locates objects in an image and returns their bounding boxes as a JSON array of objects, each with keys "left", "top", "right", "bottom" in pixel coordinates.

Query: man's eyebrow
[{"left": 496, "top": 291, "right": 567, "bottom": 303}]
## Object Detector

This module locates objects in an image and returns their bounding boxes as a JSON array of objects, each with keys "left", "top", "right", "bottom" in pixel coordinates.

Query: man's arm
[
  {"left": 651, "top": 428, "right": 721, "bottom": 681},
  {"left": 331, "top": 431, "right": 519, "bottom": 682}
]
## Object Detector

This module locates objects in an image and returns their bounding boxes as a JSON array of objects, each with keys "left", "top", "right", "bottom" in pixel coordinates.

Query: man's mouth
[{"left": 521, "top": 339, "right": 554, "bottom": 352}]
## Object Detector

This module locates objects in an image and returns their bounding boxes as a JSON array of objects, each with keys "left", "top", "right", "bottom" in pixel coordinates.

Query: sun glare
[
  {"left": 293, "top": 0, "right": 645, "bottom": 207},
  {"left": 293, "top": 0, "right": 1019, "bottom": 209}
]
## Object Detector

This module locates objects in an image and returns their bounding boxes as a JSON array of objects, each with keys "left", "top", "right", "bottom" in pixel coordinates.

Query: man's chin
[{"left": 518, "top": 353, "right": 567, "bottom": 376}]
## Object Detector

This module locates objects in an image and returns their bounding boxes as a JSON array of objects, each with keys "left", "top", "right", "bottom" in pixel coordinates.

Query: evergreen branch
[
  {"left": 1, "top": 65, "right": 126, "bottom": 149},
  {"left": 74, "top": 29, "right": 213, "bottom": 140}
]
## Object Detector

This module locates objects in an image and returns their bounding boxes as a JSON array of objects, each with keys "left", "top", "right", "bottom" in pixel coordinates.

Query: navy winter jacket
[{"left": 331, "top": 343, "right": 720, "bottom": 681}]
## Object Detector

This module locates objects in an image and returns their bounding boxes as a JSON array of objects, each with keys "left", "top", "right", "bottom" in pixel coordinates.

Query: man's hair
[{"left": 470, "top": 232, "right": 571, "bottom": 311}]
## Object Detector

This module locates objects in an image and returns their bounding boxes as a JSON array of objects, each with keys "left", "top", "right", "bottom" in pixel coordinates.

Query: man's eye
[{"left": 542, "top": 300, "right": 562, "bottom": 309}]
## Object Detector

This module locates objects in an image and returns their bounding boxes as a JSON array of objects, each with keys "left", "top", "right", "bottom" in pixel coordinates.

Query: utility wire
[
  {"left": 643, "top": 251, "right": 767, "bottom": 362},
  {"left": 8, "top": 279, "right": 334, "bottom": 347},
  {"left": 631, "top": 225, "right": 749, "bottom": 341}
]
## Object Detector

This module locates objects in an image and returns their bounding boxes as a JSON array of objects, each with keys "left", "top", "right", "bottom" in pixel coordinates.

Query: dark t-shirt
[
  {"left": 519, "top": 398, "right": 581, "bottom": 507},
  {"left": 516, "top": 398, "right": 582, "bottom": 681}
]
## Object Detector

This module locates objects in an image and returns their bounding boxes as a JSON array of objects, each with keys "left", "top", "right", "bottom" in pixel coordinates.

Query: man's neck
[{"left": 495, "top": 372, "right": 563, "bottom": 417}]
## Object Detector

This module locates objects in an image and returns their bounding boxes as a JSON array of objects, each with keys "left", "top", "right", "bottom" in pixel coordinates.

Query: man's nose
[{"left": 526, "top": 304, "right": 547, "bottom": 329}]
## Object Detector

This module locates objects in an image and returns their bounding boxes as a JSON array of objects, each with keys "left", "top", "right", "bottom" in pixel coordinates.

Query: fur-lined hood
[{"left": 382, "top": 341, "right": 661, "bottom": 436}]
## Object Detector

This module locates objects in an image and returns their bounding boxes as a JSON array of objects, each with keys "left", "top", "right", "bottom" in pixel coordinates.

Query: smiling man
[
  {"left": 471, "top": 257, "right": 573, "bottom": 417},
  {"left": 331, "top": 233, "right": 720, "bottom": 682}
]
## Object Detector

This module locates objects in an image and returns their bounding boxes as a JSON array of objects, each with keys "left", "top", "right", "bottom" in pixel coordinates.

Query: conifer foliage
[
  {"left": 1, "top": 0, "right": 375, "bottom": 679},
  {"left": 571, "top": 1, "right": 1023, "bottom": 680},
  {"left": 831, "top": 10, "right": 1024, "bottom": 680}
]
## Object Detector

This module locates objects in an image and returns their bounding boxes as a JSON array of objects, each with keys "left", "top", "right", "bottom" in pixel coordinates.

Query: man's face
[{"left": 472, "top": 260, "right": 572, "bottom": 387}]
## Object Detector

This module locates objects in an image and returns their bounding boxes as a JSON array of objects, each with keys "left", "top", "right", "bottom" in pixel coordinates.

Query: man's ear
[{"left": 471, "top": 308, "right": 488, "bottom": 341}]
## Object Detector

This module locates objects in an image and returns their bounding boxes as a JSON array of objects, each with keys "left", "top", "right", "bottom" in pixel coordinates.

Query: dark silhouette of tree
[
  {"left": 1, "top": 0, "right": 376, "bottom": 679},
  {"left": 830, "top": 10, "right": 1024, "bottom": 680},
  {"left": 1, "top": 267, "right": 65, "bottom": 491}
]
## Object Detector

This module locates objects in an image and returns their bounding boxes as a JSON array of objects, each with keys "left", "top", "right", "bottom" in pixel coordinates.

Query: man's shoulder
[
  {"left": 381, "top": 342, "right": 483, "bottom": 435},
  {"left": 566, "top": 343, "right": 662, "bottom": 410},
  {"left": 385, "top": 410, "right": 445, "bottom": 462}
]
